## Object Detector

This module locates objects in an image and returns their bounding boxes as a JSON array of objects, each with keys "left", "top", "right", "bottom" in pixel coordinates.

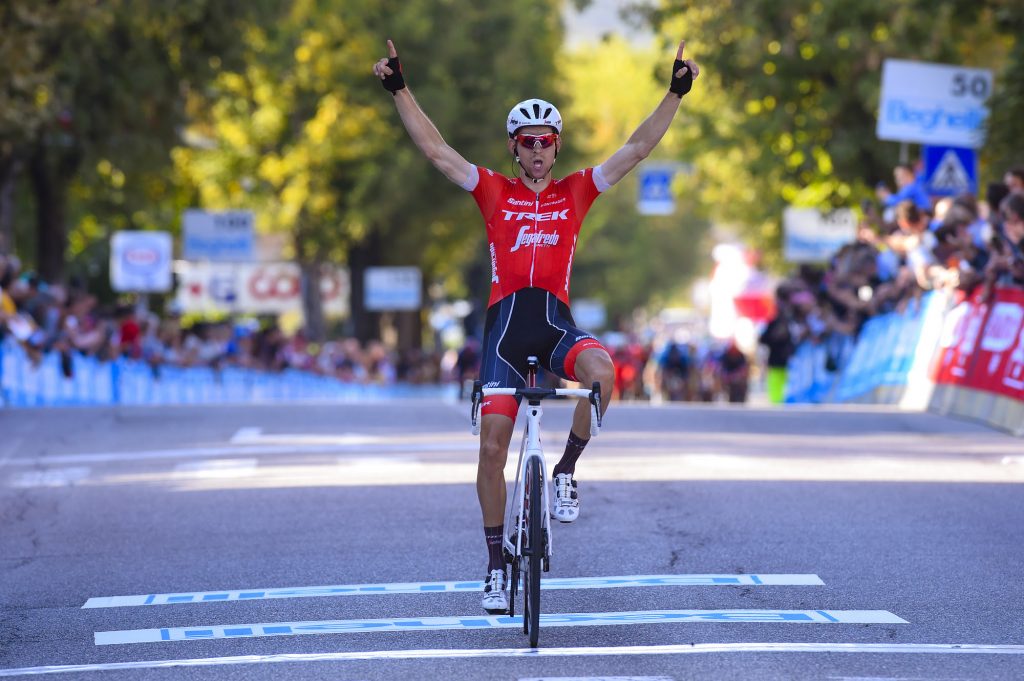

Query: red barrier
[{"left": 932, "top": 286, "right": 1024, "bottom": 401}]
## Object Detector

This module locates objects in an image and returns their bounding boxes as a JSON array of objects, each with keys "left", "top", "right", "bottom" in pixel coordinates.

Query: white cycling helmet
[{"left": 506, "top": 98, "right": 562, "bottom": 137}]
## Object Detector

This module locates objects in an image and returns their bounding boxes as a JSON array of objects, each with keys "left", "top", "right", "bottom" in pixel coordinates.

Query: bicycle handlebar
[{"left": 470, "top": 381, "right": 603, "bottom": 437}]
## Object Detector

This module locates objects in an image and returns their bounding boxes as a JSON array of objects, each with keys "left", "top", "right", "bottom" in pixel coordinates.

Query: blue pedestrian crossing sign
[
  {"left": 923, "top": 145, "right": 977, "bottom": 197},
  {"left": 637, "top": 165, "right": 676, "bottom": 215}
]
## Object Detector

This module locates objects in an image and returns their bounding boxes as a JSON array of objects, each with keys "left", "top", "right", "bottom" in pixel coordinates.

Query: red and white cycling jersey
[{"left": 465, "top": 165, "right": 607, "bottom": 308}]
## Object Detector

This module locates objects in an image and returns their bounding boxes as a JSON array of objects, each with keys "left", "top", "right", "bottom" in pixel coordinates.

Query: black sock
[
  {"left": 552, "top": 431, "right": 589, "bottom": 478},
  {"left": 485, "top": 525, "right": 505, "bottom": 572}
]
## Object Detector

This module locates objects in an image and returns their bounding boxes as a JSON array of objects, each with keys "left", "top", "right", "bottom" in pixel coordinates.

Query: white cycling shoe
[
  {"left": 552, "top": 473, "right": 580, "bottom": 523},
  {"left": 482, "top": 568, "right": 509, "bottom": 613}
]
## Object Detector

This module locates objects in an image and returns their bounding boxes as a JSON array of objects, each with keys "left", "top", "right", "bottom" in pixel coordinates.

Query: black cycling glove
[
  {"left": 381, "top": 57, "right": 406, "bottom": 94},
  {"left": 669, "top": 59, "right": 693, "bottom": 97}
]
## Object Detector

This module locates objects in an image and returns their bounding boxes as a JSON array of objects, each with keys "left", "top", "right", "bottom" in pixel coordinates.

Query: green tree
[
  {"left": 175, "top": 0, "right": 565, "bottom": 343},
  {"left": 637, "top": 0, "right": 1015, "bottom": 265},
  {"left": 983, "top": 3, "right": 1024, "bottom": 174},
  {"left": 0, "top": 0, "right": 270, "bottom": 282}
]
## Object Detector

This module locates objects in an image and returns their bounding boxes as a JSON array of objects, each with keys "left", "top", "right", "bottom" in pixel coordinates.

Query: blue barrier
[
  {"left": 785, "top": 293, "right": 941, "bottom": 404},
  {"left": 0, "top": 338, "right": 457, "bottom": 408}
]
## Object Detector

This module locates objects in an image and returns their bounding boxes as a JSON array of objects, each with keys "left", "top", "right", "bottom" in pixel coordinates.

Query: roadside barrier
[
  {"left": 786, "top": 287, "right": 1023, "bottom": 436},
  {"left": 0, "top": 339, "right": 456, "bottom": 407}
]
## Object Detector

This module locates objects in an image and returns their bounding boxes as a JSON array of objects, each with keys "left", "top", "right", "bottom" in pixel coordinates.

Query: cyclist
[{"left": 373, "top": 38, "right": 699, "bottom": 613}]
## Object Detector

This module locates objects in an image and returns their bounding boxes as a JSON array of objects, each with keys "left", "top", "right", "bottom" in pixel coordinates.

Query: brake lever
[
  {"left": 470, "top": 380, "right": 483, "bottom": 435},
  {"left": 589, "top": 381, "right": 602, "bottom": 437}
]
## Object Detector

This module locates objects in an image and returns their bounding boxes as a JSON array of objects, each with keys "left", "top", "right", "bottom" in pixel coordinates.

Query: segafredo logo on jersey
[{"left": 510, "top": 225, "right": 560, "bottom": 252}]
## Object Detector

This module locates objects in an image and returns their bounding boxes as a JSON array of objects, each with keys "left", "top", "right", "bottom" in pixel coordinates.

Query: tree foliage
[
  {"left": 636, "top": 0, "right": 1017, "bottom": 265},
  {"left": 1, "top": 0, "right": 271, "bottom": 281},
  {"left": 982, "top": 3, "right": 1024, "bottom": 172},
  {"left": 173, "top": 0, "right": 565, "bottom": 339}
]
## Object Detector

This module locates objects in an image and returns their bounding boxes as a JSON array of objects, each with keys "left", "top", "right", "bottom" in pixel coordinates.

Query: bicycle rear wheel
[{"left": 522, "top": 456, "right": 542, "bottom": 647}]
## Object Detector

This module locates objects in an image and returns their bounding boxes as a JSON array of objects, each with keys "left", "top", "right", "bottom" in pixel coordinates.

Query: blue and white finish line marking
[
  {"left": 82, "top": 574, "right": 824, "bottom": 608},
  {"left": 95, "top": 610, "right": 907, "bottom": 645}
]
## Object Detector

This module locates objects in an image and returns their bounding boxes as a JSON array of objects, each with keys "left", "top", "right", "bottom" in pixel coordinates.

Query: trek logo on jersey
[
  {"left": 506, "top": 197, "right": 533, "bottom": 207},
  {"left": 510, "top": 225, "right": 560, "bottom": 252},
  {"left": 501, "top": 209, "right": 570, "bottom": 222}
]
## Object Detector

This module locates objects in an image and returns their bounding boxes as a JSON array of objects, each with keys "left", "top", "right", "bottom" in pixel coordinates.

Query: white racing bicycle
[{"left": 470, "top": 355, "right": 602, "bottom": 647}]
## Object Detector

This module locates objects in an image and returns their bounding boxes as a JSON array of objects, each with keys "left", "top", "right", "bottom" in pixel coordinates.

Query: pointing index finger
[
  {"left": 676, "top": 40, "right": 685, "bottom": 61},
  {"left": 387, "top": 39, "right": 398, "bottom": 58}
]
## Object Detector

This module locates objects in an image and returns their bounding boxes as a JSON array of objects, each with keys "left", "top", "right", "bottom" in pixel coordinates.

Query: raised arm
[
  {"left": 373, "top": 40, "right": 474, "bottom": 187},
  {"left": 599, "top": 40, "right": 699, "bottom": 187}
]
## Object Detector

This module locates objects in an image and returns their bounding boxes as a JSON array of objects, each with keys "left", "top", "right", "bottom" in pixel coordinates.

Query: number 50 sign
[{"left": 877, "top": 59, "right": 993, "bottom": 149}]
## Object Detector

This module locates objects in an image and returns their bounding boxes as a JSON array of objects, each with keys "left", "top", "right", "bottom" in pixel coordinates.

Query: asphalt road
[{"left": 1, "top": 399, "right": 1023, "bottom": 680}]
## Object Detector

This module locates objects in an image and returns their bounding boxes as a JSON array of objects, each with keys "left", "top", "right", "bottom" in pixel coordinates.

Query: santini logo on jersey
[
  {"left": 510, "top": 225, "right": 560, "bottom": 252},
  {"left": 506, "top": 197, "right": 533, "bottom": 207},
  {"left": 501, "top": 209, "right": 569, "bottom": 222}
]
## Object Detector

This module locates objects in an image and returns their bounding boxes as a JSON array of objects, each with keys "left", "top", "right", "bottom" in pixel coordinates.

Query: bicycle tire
[
  {"left": 508, "top": 536, "right": 519, "bottom": 618},
  {"left": 523, "top": 456, "right": 542, "bottom": 647}
]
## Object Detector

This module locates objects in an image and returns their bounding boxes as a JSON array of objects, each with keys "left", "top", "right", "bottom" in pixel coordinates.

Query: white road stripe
[
  {"left": 1, "top": 441, "right": 478, "bottom": 467},
  {"left": 520, "top": 677, "right": 674, "bottom": 681},
  {"left": 173, "top": 459, "right": 258, "bottom": 478},
  {"left": 229, "top": 428, "right": 262, "bottom": 444},
  {"left": 520, "top": 677, "right": 673, "bottom": 681},
  {"left": 9, "top": 467, "right": 91, "bottom": 488},
  {"left": 4, "top": 643, "right": 1023, "bottom": 677},
  {"left": 82, "top": 574, "right": 824, "bottom": 608},
  {"left": 234, "top": 430, "right": 382, "bottom": 446},
  {"left": 94, "top": 610, "right": 907, "bottom": 645}
]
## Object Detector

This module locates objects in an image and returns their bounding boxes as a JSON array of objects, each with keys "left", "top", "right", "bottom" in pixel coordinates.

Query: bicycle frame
[{"left": 503, "top": 403, "right": 550, "bottom": 567}]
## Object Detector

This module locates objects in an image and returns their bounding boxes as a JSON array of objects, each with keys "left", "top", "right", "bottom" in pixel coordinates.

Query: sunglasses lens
[{"left": 518, "top": 134, "right": 556, "bottom": 148}]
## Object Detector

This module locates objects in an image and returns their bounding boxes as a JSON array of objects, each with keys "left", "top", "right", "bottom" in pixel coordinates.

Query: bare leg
[
  {"left": 477, "top": 413, "right": 515, "bottom": 526},
  {"left": 570, "top": 348, "right": 615, "bottom": 438}
]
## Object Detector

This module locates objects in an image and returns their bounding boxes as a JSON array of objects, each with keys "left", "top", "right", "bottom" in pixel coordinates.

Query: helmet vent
[{"left": 542, "top": 106, "right": 552, "bottom": 119}]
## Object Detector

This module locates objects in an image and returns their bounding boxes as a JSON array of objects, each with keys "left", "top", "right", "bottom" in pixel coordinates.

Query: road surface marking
[
  {"left": 229, "top": 428, "right": 262, "bottom": 444},
  {"left": 0, "top": 441, "right": 478, "bottom": 467},
  {"left": 82, "top": 574, "right": 824, "bottom": 608},
  {"left": 8, "top": 643, "right": 1021, "bottom": 677},
  {"left": 94, "top": 610, "right": 907, "bottom": 645},
  {"left": 9, "top": 467, "right": 91, "bottom": 488},
  {"left": 173, "top": 459, "right": 258, "bottom": 478},
  {"left": 520, "top": 677, "right": 674, "bottom": 681}
]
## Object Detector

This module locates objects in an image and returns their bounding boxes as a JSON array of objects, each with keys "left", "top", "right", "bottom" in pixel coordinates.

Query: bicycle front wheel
[{"left": 523, "top": 456, "right": 542, "bottom": 647}]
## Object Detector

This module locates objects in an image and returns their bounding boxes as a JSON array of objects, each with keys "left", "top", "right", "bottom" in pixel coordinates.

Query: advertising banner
[
  {"left": 783, "top": 208, "right": 857, "bottom": 263},
  {"left": 182, "top": 210, "right": 255, "bottom": 262},
  {"left": 364, "top": 267, "right": 422, "bottom": 311},
  {"left": 960, "top": 287, "right": 1024, "bottom": 399},
  {"left": 877, "top": 59, "right": 992, "bottom": 148},
  {"left": 110, "top": 231, "right": 173, "bottom": 293},
  {"left": 931, "top": 289, "right": 988, "bottom": 385},
  {"left": 175, "top": 262, "right": 349, "bottom": 316}
]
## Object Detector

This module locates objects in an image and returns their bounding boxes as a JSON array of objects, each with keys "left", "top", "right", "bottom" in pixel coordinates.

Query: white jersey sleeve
[
  {"left": 592, "top": 164, "right": 612, "bottom": 193},
  {"left": 460, "top": 165, "right": 480, "bottom": 191}
]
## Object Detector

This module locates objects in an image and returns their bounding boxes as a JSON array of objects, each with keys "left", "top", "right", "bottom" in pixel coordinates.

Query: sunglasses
[{"left": 515, "top": 133, "right": 559, "bottom": 149}]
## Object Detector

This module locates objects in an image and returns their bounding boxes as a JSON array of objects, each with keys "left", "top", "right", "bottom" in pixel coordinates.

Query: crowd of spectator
[
  {"left": 0, "top": 254, "right": 444, "bottom": 385},
  {"left": 757, "top": 163, "right": 1024, "bottom": 403}
]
